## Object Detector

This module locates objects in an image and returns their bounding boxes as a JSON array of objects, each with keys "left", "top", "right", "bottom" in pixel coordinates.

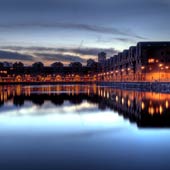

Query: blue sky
[{"left": 0, "top": 0, "right": 170, "bottom": 65}]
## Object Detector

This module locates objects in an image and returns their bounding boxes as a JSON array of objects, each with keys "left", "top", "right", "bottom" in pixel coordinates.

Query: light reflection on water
[{"left": 0, "top": 85, "right": 170, "bottom": 170}]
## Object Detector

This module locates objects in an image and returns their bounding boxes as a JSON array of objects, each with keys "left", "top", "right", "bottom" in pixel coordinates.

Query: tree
[
  {"left": 32, "top": 62, "right": 44, "bottom": 70},
  {"left": 13, "top": 62, "right": 24, "bottom": 69}
]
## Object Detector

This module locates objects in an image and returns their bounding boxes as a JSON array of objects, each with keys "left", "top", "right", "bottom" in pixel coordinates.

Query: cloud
[
  {"left": 0, "top": 50, "right": 34, "bottom": 61},
  {"left": 1, "top": 46, "right": 119, "bottom": 57},
  {"left": 64, "top": 48, "right": 119, "bottom": 56},
  {"left": 0, "top": 46, "right": 120, "bottom": 65},
  {"left": 34, "top": 53, "right": 86, "bottom": 63},
  {"left": 0, "top": 46, "right": 56, "bottom": 51},
  {"left": 0, "top": 49, "right": 87, "bottom": 64},
  {"left": 114, "top": 37, "right": 136, "bottom": 43},
  {"left": 0, "top": 22, "right": 146, "bottom": 39}
]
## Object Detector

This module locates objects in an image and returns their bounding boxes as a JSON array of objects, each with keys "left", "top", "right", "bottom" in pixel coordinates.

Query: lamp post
[
  {"left": 141, "top": 66, "right": 145, "bottom": 81},
  {"left": 127, "top": 68, "right": 131, "bottom": 81},
  {"left": 121, "top": 69, "right": 124, "bottom": 82},
  {"left": 165, "top": 66, "right": 169, "bottom": 81},
  {"left": 159, "top": 63, "right": 163, "bottom": 82},
  {"left": 115, "top": 70, "right": 118, "bottom": 81}
]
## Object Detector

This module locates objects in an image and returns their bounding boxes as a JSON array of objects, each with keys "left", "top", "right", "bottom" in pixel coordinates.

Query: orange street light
[
  {"left": 159, "top": 63, "right": 163, "bottom": 67},
  {"left": 141, "top": 66, "right": 145, "bottom": 70}
]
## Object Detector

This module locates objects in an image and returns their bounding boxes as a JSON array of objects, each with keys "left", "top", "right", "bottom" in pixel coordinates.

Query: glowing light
[
  {"left": 103, "top": 91, "right": 106, "bottom": 98},
  {"left": 121, "top": 98, "right": 124, "bottom": 105},
  {"left": 159, "top": 105, "right": 163, "bottom": 114},
  {"left": 116, "top": 96, "right": 118, "bottom": 102},
  {"left": 128, "top": 99, "right": 131, "bottom": 107},
  {"left": 159, "top": 64, "right": 163, "bottom": 67},
  {"left": 141, "top": 102, "right": 145, "bottom": 110},
  {"left": 148, "top": 58, "right": 155, "bottom": 63},
  {"left": 107, "top": 92, "right": 109, "bottom": 99},
  {"left": 165, "top": 100, "right": 169, "bottom": 109},
  {"left": 150, "top": 107, "right": 155, "bottom": 115}
]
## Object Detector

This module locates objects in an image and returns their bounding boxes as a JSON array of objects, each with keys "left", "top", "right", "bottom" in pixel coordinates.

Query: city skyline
[{"left": 0, "top": 0, "right": 170, "bottom": 65}]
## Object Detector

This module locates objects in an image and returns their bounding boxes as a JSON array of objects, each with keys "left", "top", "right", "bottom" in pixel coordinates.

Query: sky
[{"left": 0, "top": 0, "right": 170, "bottom": 65}]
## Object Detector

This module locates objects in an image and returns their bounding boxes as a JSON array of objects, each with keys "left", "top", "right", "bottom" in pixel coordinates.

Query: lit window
[{"left": 148, "top": 58, "right": 155, "bottom": 63}]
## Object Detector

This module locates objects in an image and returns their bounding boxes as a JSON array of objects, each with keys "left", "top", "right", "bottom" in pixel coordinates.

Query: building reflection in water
[{"left": 0, "top": 84, "right": 170, "bottom": 128}]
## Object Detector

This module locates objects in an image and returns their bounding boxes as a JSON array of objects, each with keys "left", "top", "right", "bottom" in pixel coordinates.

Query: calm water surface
[{"left": 0, "top": 85, "right": 170, "bottom": 170}]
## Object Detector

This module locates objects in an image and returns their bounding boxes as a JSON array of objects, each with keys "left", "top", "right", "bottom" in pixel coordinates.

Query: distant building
[{"left": 98, "top": 52, "right": 106, "bottom": 63}]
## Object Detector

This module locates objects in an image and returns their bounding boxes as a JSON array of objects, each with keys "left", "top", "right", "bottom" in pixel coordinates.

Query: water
[{"left": 0, "top": 84, "right": 170, "bottom": 170}]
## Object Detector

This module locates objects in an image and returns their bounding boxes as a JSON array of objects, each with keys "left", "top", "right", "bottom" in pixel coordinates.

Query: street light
[
  {"left": 141, "top": 66, "right": 145, "bottom": 70},
  {"left": 141, "top": 66, "right": 145, "bottom": 81},
  {"left": 159, "top": 63, "right": 163, "bottom": 67},
  {"left": 158, "top": 63, "right": 163, "bottom": 82},
  {"left": 165, "top": 66, "right": 169, "bottom": 81},
  {"left": 121, "top": 69, "right": 124, "bottom": 82}
]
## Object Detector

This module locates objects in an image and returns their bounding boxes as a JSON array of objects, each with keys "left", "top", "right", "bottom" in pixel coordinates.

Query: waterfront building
[
  {"left": 100, "top": 41, "right": 170, "bottom": 82},
  {"left": 98, "top": 52, "right": 106, "bottom": 63}
]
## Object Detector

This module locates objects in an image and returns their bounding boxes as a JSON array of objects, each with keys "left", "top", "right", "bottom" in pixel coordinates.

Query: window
[{"left": 148, "top": 58, "right": 155, "bottom": 63}]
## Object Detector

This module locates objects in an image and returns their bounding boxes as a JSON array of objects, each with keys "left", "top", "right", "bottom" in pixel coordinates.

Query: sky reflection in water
[{"left": 0, "top": 85, "right": 170, "bottom": 170}]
